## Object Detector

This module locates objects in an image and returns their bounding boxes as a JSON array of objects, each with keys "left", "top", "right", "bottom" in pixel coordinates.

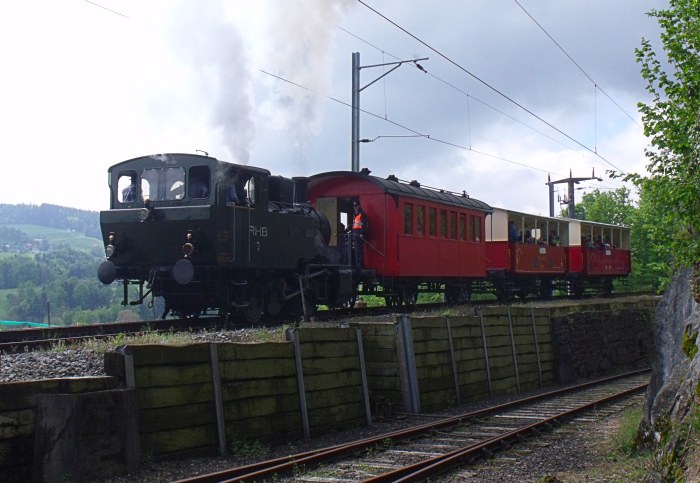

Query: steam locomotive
[{"left": 97, "top": 153, "right": 631, "bottom": 321}]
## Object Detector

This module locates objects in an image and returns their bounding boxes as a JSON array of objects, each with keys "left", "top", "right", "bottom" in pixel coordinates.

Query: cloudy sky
[{"left": 0, "top": 0, "right": 667, "bottom": 215}]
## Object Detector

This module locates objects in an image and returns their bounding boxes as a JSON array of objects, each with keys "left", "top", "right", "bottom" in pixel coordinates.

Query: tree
[
  {"left": 564, "top": 188, "right": 663, "bottom": 291},
  {"left": 565, "top": 187, "right": 635, "bottom": 225},
  {"left": 629, "top": 0, "right": 700, "bottom": 269}
]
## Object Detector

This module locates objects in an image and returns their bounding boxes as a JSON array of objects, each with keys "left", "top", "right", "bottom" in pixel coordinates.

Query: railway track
[
  {"left": 0, "top": 318, "right": 218, "bottom": 352},
  {"left": 0, "top": 301, "right": 429, "bottom": 351},
  {"left": 174, "top": 369, "right": 649, "bottom": 483},
  {"left": 0, "top": 291, "right": 654, "bottom": 352}
]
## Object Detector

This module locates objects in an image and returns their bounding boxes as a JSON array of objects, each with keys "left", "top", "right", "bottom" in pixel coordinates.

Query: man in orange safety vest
[{"left": 351, "top": 199, "right": 368, "bottom": 267}]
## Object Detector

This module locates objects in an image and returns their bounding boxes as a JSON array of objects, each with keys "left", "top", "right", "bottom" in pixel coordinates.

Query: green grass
[
  {"left": 0, "top": 251, "right": 30, "bottom": 260},
  {"left": 1, "top": 224, "right": 102, "bottom": 253}
]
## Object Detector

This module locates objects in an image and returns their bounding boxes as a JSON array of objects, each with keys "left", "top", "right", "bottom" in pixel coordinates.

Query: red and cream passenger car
[
  {"left": 485, "top": 208, "right": 570, "bottom": 298},
  {"left": 564, "top": 218, "right": 631, "bottom": 295}
]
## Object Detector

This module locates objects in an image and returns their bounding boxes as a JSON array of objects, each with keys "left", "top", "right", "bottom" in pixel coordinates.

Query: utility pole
[
  {"left": 351, "top": 52, "right": 428, "bottom": 172},
  {"left": 546, "top": 169, "right": 602, "bottom": 218}
]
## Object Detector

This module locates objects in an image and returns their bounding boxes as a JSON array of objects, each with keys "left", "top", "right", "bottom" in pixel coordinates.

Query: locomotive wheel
[
  {"left": 265, "top": 291, "right": 284, "bottom": 316},
  {"left": 244, "top": 294, "right": 263, "bottom": 325}
]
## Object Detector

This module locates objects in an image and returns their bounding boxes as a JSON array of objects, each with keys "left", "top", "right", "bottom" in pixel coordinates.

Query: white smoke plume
[
  {"left": 163, "top": 0, "right": 255, "bottom": 164},
  {"left": 253, "top": 0, "right": 354, "bottom": 169},
  {"left": 159, "top": 0, "right": 353, "bottom": 168}
]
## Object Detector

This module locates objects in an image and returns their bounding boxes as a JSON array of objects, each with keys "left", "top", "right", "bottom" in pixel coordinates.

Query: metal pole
[
  {"left": 351, "top": 52, "right": 360, "bottom": 172},
  {"left": 568, "top": 178, "right": 576, "bottom": 218}
]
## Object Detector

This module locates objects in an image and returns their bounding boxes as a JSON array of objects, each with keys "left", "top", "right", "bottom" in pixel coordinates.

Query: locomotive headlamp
[
  {"left": 105, "top": 244, "right": 116, "bottom": 258},
  {"left": 182, "top": 230, "right": 195, "bottom": 256},
  {"left": 105, "top": 232, "right": 116, "bottom": 257},
  {"left": 182, "top": 242, "right": 195, "bottom": 256}
]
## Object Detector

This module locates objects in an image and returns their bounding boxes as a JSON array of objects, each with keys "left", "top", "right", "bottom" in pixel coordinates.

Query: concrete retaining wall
[
  {"left": 0, "top": 298, "right": 656, "bottom": 477},
  {"left": 355, "top": 306, "right": 556, "bottom": 413},
  {"left": 0, "top": 377, "right": 118, "bottom": 483},
  {"left": 103, "top": 327, "right": 371, "bottom": 459}
]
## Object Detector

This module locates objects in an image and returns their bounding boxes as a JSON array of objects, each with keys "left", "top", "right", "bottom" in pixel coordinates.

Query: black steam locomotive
[{"left": 97, "top": 153, "right": 355, "bottom": 321}]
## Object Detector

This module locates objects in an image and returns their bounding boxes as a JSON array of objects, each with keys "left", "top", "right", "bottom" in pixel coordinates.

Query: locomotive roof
[
  {"left": 108, "top": 153, "right": 271, "bottom": 176},
  {"left": 309, "top": 171, "right": 493, "bottom": 213}
]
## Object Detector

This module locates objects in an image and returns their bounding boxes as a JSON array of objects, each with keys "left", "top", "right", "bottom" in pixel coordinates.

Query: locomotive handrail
[{"left": 363, "top": 237, "right": 385, "bottom": 258}]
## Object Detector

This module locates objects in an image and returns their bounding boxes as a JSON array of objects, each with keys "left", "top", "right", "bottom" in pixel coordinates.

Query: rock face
[
  {"left": 644, "top": 267, "right": 698, "bottom": 426},
  {"left": 643, "top": 266, "right": 700, "bottom": 479}
]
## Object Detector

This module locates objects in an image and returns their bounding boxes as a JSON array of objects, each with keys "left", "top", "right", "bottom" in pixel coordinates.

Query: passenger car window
[
  {"left": 404, "top": 204, "right": 413, "bottom": 235},
  {"left": 416, "top": 206, "right": 424, "bottom": 235}
]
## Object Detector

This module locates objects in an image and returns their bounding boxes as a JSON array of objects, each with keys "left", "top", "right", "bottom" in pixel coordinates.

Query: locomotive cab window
[
  {"left": 246, "top": 177, "right": 257, "bottom": 206},
  {"left": 117, "top": 172, "right": 140, "bottom": 204},
  {"left": 188, "top": 166, "right": 210, "bottom": 199},
  {"left": 141, "top": 167, "right": 186, "bottom": 201}
]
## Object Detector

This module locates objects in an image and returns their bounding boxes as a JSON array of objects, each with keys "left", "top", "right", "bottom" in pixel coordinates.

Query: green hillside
[{"left": 1, "top": 224, "right": 103, "bottom": 255}]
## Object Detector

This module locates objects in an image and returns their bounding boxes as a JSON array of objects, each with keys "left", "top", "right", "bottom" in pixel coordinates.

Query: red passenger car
[
  {"left": 308, "top": 171, "right": 493, "bottom": 306},
  {"left": 485, "top": 208, "right": 570, "bottom": 299}
]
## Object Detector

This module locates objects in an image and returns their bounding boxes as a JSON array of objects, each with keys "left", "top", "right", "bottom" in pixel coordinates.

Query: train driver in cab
[
  {"left": 121, "top": 175, "right": 138, "bottom": 203},
  {"left": 226, "top": 170, "right": 249, "bottom": 205},
  {"left": 350, "top": 199, "right": 369, "bottom": 267}
]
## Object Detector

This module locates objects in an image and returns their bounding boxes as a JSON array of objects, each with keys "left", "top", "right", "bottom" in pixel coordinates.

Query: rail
[{"left": 173, "top": 369, "right": 649, "bottom": 482}]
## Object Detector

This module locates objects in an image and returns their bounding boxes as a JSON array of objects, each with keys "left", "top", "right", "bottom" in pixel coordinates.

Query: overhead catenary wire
[
  {"left": 336, "top": 26, "right": 606, "bottom": 173},
  {"left": 261, "top": 69, "right": 560, "bottom": 176},
  {"left": 355, "top": 0, "right": 625, "bottom": 175},
  {"left": 84, "top": 0, "right": 129, "bottom": 18},
  {"left": 513, "top": 0, "right": 643, "bottom": 129}
]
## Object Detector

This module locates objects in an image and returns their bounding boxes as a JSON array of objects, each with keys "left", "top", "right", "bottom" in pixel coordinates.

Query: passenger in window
[
  {"left": 189, "top": 176, "right": 209, "bottom": 198},
  {"left": 508, "top": 221, "right": 518, "bottom": 242},
  {"left": 549, "top": 231, "right": 560, "bottom": 246},
  {"left": 122, "top": 176, "right": 138, "bottom": 203}
]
